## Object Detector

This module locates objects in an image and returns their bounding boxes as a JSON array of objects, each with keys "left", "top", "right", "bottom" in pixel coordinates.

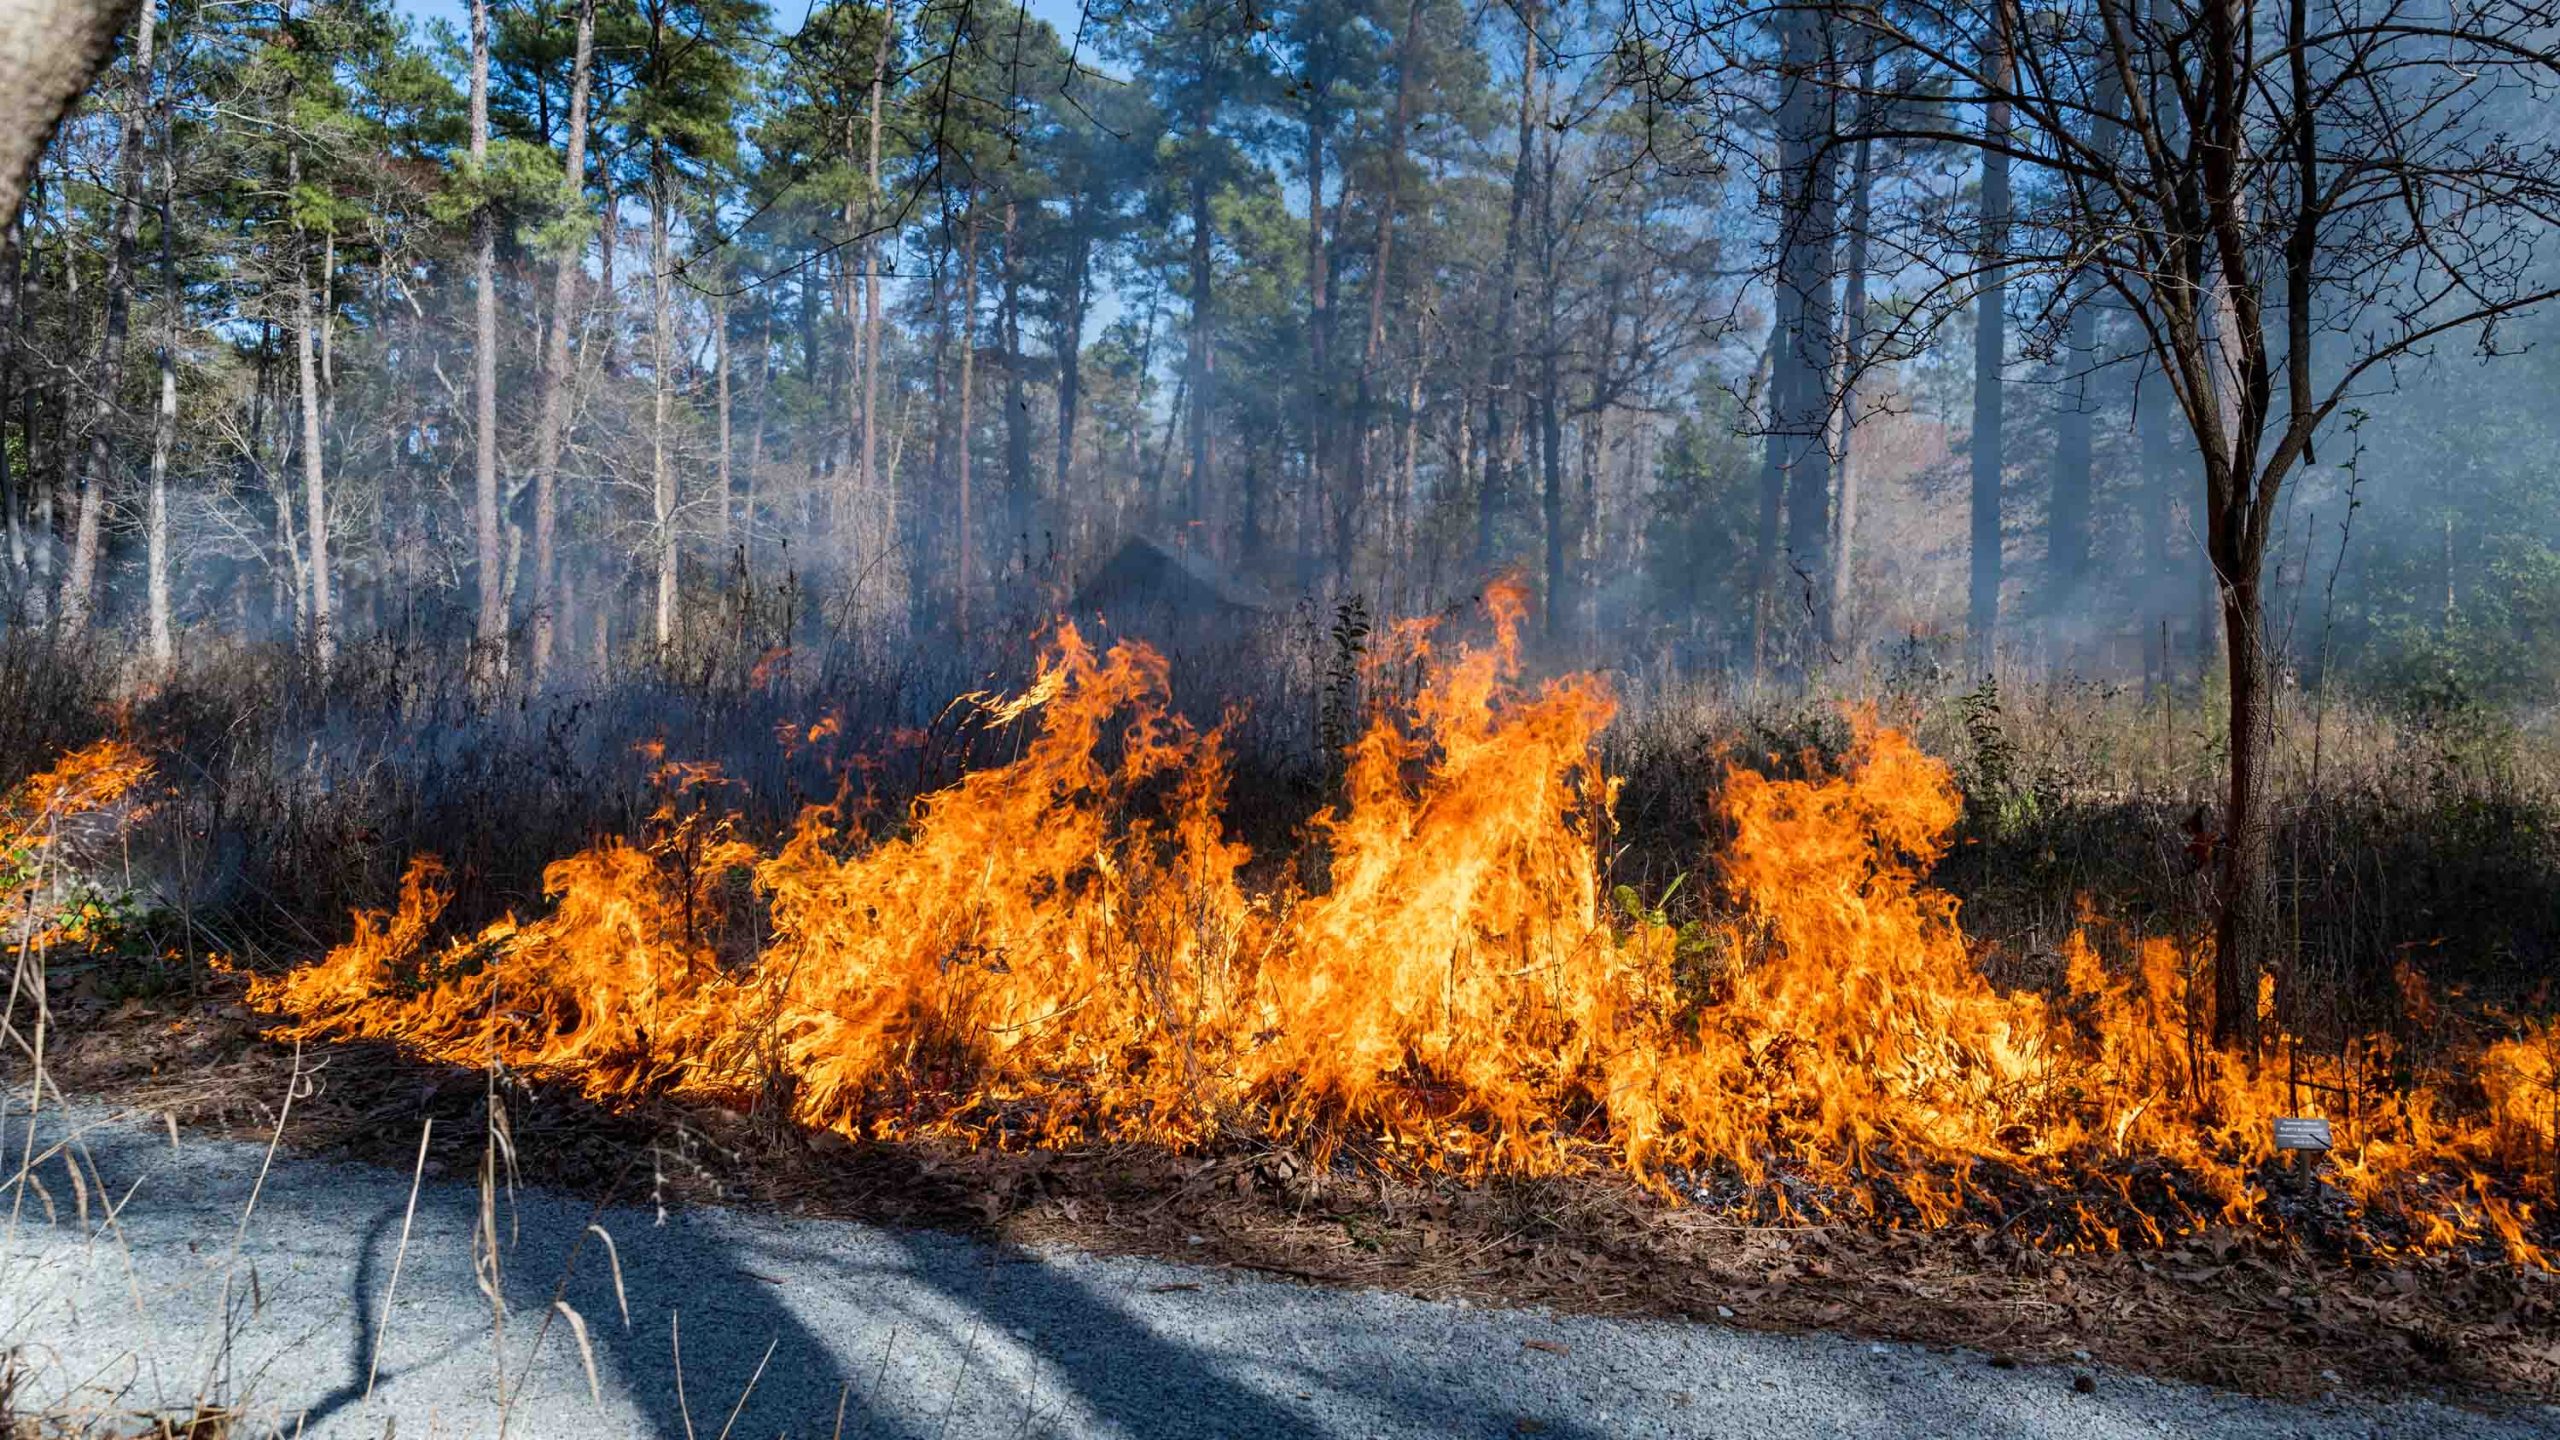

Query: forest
[
  {"left": 6, "top": 0, "right": 2560, "bottom": 1431},
  {"left": 8, "top": 0, "right": 2550, "bottom": 697}
]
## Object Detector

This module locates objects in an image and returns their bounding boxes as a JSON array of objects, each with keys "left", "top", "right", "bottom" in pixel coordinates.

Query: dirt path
[{"left": 3, "top": 1099, "right": 2548, "bottom": 1439}]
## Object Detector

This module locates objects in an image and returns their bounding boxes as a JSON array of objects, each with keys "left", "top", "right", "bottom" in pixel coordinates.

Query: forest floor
[{"left": 12, "top": 971, "right": 2558, "bottom": 1428}]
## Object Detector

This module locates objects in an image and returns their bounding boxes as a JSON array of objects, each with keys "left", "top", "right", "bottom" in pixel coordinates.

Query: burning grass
[{"left": 157, "top": 581, "right": 2550, "bottom": 1272}]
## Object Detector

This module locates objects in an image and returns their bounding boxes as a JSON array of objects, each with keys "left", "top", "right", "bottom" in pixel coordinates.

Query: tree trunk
[
  {"left": 1967, "top": 10, "right": 2012, "bottom": 674},
  {"left": 598, "top": 184, "right": 621, "bottom": 375},
  {"left": 860, "top": 0, "right": 894, "bottom": 517},
  {"left": 802, "top": 250, "right": 827, "bottom": 508},
  {"left": 1053, "top": 195, "right": 1087, "bottom": 502},
  {"left": 528, "top": 0, "right": 593, "bottom": 681},
  {"left": 649, "top": 153, "right": 675, "bottom": 652},
  {"left": 1535, "top": 121, "right": 1566, "bottom": 643},
  {"left": 1538, "top": 348, "right": 1564, "bottom": 642},
  {"left": 2213, "top": 556, "right": 2272, "bottom": 1052},
  {"left": 1748, "top": 331, "right": 1781, "bottom": 672},
  {"left": 743, "top": 308, "right": 770, "bottom": 568},
  {"left": 46, "top": 175, "right": 74, "bottom": 590},
  {"left": 1302, "top": 75, "right": 1330, "bottom": 581},
  {"left": 1184, "top": 93, "right": 1214, "bottom": 536},
  {"left": 3, "top": 204, "right": 23, "bottom": 588},
  {"left": 56, "top": 0, "right": 154, "bottom": 636},
  {"left": 956, "top": 205, "right": 978, "bottom": 642},
  {"left": 1345, "top": 0, "right": 1420, "bottom": 583},
  {"left": 714, "top": 280, "right": 731, "bottom": 547},
  {"left": 1776, "top": 2, "right": 1839, "bottom": 658},
  {"left": 2138, "top": 360, "right": 2174, "bottom": 688},
  {"left": 2048, "top": 50, "right": 2124, "bottom": 657},
  {"left": 1477, "top": 0, "right": 1539, "bottom": 568},
  {"left": 1000, "top": 197, "right": 1032, "bottom": 570},
  {"left": 1830, "top": 32, "right": 1877, "bottom": 648},
  {"left": 1240, "top": 440, "right": 1264, "bottom": 562},
  {"left": 470, "top": 0, "right": 505, "bottom": 676},
  {"left": 2049, "top": 303, "right": 2095, "bottom": 633},
  {"left": 295, "top": 229, "right": 333, "bottom": 670},
  {"left": 915, "top": 230, "right": 949, "bottom": 629},
  {"left": 145, "top": 65, "right": 177, "bottom": 674}
]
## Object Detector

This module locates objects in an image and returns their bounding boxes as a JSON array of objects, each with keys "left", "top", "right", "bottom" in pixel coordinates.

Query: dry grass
[{"left": 6, "top": 622, "right": 2560, "bottom": 1427}]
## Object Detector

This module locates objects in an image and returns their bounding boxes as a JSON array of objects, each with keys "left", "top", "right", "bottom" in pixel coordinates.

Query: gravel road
[{"left": 2, "top": 1098, "right": 2549, "bottom": 1439}]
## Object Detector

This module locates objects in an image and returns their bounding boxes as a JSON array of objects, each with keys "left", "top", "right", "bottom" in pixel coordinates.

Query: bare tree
[{"left": 1642, "top": 0, "right": 2560, "bottom": 1051}]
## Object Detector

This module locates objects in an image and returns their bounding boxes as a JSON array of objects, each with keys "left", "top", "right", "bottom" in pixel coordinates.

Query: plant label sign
[{"left": 2272, "top": 1117, "right": 2333, "bottom": 1152}]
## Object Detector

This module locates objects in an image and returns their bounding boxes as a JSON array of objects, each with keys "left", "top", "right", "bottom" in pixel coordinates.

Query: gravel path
[{"left": 2, "top": 1099, "right": 2549, "bottom": 1439}]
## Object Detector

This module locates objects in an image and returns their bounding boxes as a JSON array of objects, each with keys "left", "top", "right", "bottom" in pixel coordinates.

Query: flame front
[{"left": 245, "top": 594, "right": 2558, "bottom": 1263}]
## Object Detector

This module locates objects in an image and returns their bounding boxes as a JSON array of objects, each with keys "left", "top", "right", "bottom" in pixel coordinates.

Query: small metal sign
[{"left": 2272, "top": 1117, "right": 2333, "bottom": 1152}]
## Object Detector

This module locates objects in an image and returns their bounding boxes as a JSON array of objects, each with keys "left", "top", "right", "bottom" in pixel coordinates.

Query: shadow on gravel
[
  {"left": 874, "top": 1225, "right": 1623, "bottom": 1440},
  {"left": 41, "top": 1041, "right": 1859, "bottom": 1437},
  {"left": 276, "top": 1166, "right": 909, "bottom": 1440}
]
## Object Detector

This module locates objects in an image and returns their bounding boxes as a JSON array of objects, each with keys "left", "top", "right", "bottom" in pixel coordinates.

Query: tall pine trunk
[
  {"left": 649, "top": 152, "right": 675, "bottom": 652},
  {"left": 1776, "top": 1, "right": 1839, "bottom": 656},
  {"left": 2139, "top": 360, "right": 2175, "bottom": 689},
  {"left": 294, "top": 223, "right": 332, "bottom": 669},
  {"left": 956, "top": 205, "right": 979, "bottom": 641},
  {"left": 1301, "top": 72, "right": 1330, "bottom": 579},
  {"left": 1184, "top": 90, "right": 1214, "bottom": 537},
  {"left": 1830, "top": 35, "right": 1877, "bottom": 646},
  {"left": 1052, "top": 195, "right": 1088, "bottom": 499},
  {"left": 528, "top": 0, "right": 594, "bottom": 680},
  {"left": 1748, "top": 331, "right": 1782, "bottom": 672},
  {"left": 3, "top": 203, "right": 23, "bottom": 587},
  {"left": 1477, "top": 0, "right": 1538, "bottom": 567},
  {"left": 2048, "top": 305, "right": 2096, "bottom": 634},
  {"left": 1346, "top": 0, "right": 1419, "bottom": 582},
  {"left": 145, "top": 66, "right": 177, "bottom": 673},
  {"left": 57, "top": 0, "right": 155, "bottom": 636},
  {"left": 860, "top": 0, "right": 893, "bottom": 539},
  {"left": 1535, "top": 122, "right": 1567, "bottom": 643},
  {"left": 714, "top": 280, "right": 731, "bottom": 546},
  {"left": 1000, "top": 197, "right": 1032, "bottom": 569},
  {"left": 470, "top": 0, "right": 504, "bottom": 676}
]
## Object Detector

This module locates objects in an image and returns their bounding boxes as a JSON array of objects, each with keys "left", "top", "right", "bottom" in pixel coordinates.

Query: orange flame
[
  {"left": 243, "top": 594, "right": 2556, "bottom": 1263},
  {"left": 5, "top": 739, "right": 152, "bottom": 847}
]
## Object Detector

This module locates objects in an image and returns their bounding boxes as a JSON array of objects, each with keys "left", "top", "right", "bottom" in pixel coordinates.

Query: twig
[
  {"left": 364, "top": 1117, "right": 433, "bottom": 1400},
  {"left": 714, "top": 1335, "right": 778, "bottom": 1440},
  {"left": 673, "top": 1308, "right": 697, "bottom": 1440}
]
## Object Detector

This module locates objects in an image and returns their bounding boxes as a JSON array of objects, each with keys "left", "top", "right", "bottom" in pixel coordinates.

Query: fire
[
  {"left": 5, "top": 738, "right": 153, "bottom": 849},
  {"left": 5, "top": 739, "right": 155, "bottom": 937},
  {"left": 241, "top": 589, "right": 2558, "bottom": 1263}
]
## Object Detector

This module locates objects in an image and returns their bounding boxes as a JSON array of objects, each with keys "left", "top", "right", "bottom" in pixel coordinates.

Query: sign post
[{"left": 2273, "top": 1116, "right": 2332, "bottom": 1192}]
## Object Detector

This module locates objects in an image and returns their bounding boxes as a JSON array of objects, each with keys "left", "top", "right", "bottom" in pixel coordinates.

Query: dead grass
[{"left": 8, "top": 628, "right": 2560, "bottom": 1423}]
